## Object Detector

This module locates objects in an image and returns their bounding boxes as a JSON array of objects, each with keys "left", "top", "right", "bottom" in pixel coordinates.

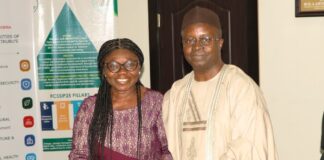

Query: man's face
[{"left": 182, "top": 23, "right": 223, "bottom": 72}]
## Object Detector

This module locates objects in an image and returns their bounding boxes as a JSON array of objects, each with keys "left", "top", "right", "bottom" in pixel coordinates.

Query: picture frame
[{"left": 295, "top": 0, "right": 324, "bottom": 17}]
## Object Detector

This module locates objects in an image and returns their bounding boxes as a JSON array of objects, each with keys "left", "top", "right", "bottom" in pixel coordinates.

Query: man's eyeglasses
[
  {"left": 182, "top": 35, "right": 219, "bottom": 47},
  {"left": 104, "top": 60, "right": 139, "bottom": 73}
]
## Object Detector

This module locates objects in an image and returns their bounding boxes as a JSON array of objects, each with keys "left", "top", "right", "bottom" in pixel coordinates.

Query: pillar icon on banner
[
  {"left": 40, "top": 102, "right": 54, "bottom": 130},
  {"left": 40, "top": 100, "right": 82, "bottom": 131}
]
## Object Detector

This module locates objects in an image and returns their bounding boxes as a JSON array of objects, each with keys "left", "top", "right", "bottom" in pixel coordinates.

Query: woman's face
[{"left": 103, "top": 49, "right": 141, "bottom": 93}]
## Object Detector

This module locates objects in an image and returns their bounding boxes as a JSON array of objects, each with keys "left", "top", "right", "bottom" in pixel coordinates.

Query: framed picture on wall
[{"left": 295, "top": 0, "right": 324, "bottom": 17}]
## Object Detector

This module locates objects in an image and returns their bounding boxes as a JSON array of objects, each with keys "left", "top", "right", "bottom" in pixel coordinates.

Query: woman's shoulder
[
  {"left": 144, "top": 88, "right": 163, "bottom": 99},
  {"left": 143, "top": 88, "right": 163, "bottom": 105},
  {"left": 141, "top": 89, "right": 164, "bottom": 114},
  {"left": 79, "top": 94, "right": 97, "bottom": 111}
]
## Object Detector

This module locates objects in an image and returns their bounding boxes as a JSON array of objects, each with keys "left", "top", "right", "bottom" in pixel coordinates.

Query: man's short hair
[{"left": 181, "top": 6, "right": 222, "bottom": 37}]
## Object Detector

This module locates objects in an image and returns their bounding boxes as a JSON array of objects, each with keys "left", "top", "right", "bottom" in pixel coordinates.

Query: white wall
[
  {"left": 116, "top": 0, "right": 151, "bottom": 87},
  {"left": 258, "top": 0, "right": 324, "bottom": 159}
]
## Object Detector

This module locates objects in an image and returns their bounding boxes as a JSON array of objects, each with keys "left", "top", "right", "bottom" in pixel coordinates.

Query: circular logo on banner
[
  {"left": 21, "top": 78, "right": 32, "bottom": 90},
  {"left": 22, "top": 97, "right": 33, "bottom": 109},
  {"left": 26, "top": 153, "right": 37, "bottom": 160},
  {"left": 24, "top": 135, "right": 35, "bottom": 146},
  {"left": 23, "top": 116, "right": 34, "bottom": 128},
  {"left": 20, "top": 60, "right": 30, "bottom": 72}
]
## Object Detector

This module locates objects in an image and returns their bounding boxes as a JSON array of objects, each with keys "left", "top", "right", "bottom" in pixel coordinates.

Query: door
[{"left": 149, "top": 0, "right": 259, "bottom": 93}]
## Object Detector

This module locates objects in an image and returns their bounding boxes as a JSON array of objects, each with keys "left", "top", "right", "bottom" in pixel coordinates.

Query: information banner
[
  {"left": 34, "top": 1, "right": 116, "bottom": 159},
  {"left": 0, "top": 0, "right": 116, "bottom": 160},
  {"left": 0, "top": 0, "right": 42, "bottom": 160}
]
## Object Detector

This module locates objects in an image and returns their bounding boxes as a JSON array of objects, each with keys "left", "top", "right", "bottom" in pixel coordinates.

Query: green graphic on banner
[
  {"left": 43, "top": 138, "right": 72, "bottom": 152},
  {"left": 37, "top": 3, "right": 100, "bottom": 89},
  {"left": 114, "top": 0, "right": 118, "bottom": 16}
]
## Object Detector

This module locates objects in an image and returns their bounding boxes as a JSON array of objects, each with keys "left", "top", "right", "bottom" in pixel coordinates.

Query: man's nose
[{"left": 193, "top": 40, "right": 203, "bottom": 50}]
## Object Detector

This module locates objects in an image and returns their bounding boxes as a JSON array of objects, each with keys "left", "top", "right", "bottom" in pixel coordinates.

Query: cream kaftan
[{"left": 162, "top": 64, "right": 278, "bottom": 160}]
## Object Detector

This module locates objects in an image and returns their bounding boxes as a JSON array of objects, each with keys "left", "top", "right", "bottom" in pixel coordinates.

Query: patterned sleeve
[
  {"left": 68, "top": 96, "right": 95, "bottom": 160},
  {"left": 155, "top": 92, "right": 174, "bottom": 160}
]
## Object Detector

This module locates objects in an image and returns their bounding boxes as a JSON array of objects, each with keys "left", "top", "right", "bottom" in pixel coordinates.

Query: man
[{"left": 162, "top": 6, "right": 278, "bottom": 160}]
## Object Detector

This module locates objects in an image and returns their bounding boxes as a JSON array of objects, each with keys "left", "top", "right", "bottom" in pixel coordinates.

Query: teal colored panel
[{"left": 37, "top": 3, "right": 100, "bottom": 89}]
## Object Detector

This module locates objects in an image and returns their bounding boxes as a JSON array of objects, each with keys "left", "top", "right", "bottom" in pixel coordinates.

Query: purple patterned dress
[{"left": 69, "top": 89, "right": 173, "bottom": 160}]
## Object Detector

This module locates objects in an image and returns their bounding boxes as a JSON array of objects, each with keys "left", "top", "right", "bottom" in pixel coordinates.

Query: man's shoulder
[
  {"left": 171, "top": 72, "right": 193, "bottom": 89},
  {"left": 224, "top": 64, "right": 264, "bottom": 100},
  {"left": 224, "top": 64, "right": 256, "bottom": 85},
  {"left": 163, "top": 72, "right": 193, "bottom": 99}
]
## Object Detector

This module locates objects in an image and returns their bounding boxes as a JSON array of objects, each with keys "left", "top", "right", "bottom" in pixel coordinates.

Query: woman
[{"left": 69, "top": 38, "right": 172, "bottom": 160}]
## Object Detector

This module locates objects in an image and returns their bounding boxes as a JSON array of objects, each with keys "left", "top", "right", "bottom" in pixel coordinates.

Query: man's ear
[{"left": 218, "top": 38, "right": 224, "bottom": 48}]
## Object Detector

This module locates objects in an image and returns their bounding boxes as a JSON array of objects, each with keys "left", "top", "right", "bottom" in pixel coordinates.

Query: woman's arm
[{"left": 69, "top": 97, "right": 94, "bottom": 160}]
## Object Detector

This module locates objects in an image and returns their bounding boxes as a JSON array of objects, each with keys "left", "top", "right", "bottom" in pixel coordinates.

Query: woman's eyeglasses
[
  {"left": 182, "top": 35, "right": 220, "bottom": 47},
  {"left": 104, "top": 60, "right": 139, "bottom": 73}
]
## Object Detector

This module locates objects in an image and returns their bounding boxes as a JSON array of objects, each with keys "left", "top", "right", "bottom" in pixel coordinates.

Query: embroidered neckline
[{"left": 177, "top": 64, "right": 228, "bottom": 160}]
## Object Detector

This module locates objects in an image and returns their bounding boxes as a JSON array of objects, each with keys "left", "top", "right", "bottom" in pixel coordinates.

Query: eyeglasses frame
[{"left": 103, "top": 60, "right": 139, "bottom": 73}]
